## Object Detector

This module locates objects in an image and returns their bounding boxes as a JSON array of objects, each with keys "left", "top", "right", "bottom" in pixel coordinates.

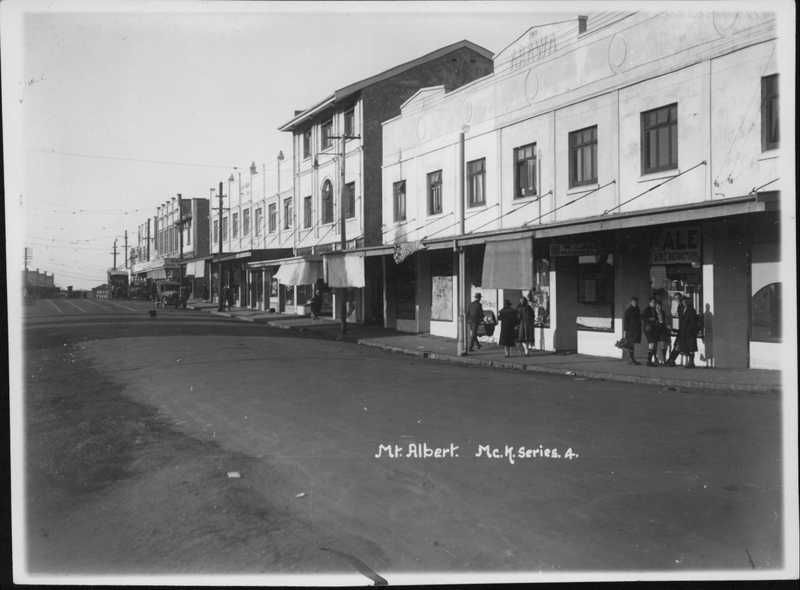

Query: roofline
[{"left": 278, "top": 39, "right": 493, "bottom": 132}]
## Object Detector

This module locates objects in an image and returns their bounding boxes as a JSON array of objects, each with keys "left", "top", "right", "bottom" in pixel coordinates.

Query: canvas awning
[
  {"left": 274, "top": 259, "right": 324, "bottom": 286},
  {"left": 184, "top": 260, "right": 205, "bottom": 278},
  {"left": 147, "top": 268, "right": 167, "bottom": 280},
  {"left": 324, "top": 252, "right": 365, "bottom": 288},
  {"left": 481, "top": 237, "right": 533, "bottom": 289}
]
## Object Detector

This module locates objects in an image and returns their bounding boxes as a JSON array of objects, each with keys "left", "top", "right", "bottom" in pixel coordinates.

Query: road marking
[
  {"left": 44, "top": 299, "right": 64, "bottom": 313},
  {"left": 61, "top": 299, "right": 87, "bottom": 312}
]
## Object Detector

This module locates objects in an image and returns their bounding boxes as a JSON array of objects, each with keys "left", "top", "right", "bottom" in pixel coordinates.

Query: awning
[
  {"left": 324, "top": 252, "right": 365, "bottom": 288},
  {"left": 147, "top": 268, "right": 167, "bottom": 280},
  {"left": 274, "top": 259, "right": 324, "bottom": 286},
  {"left": 481, "top": 237, "right": 533, "bottom": 289},
  {"left": 184, "top": 260, "right": 205, "bottom": 278}
]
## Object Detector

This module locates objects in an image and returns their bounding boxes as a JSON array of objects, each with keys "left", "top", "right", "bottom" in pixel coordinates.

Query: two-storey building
[
  {"left": 263, "top": 40, "right": 494, "bottom": 322},
  {"left": 379, "top": 12, "right": 785, "bottom": 369}
]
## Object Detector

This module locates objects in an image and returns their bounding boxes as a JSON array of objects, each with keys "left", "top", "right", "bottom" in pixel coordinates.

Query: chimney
[
  {"left": 294, "top": 109, "right": 305, "bottom": 116},
  {"left": 578, "top": 15, "right": 587, "bottom": 34}
]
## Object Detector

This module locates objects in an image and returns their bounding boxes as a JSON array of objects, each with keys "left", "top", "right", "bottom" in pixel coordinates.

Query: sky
[{"left": 8, "top": 1, "right": 578, "bottom": 288}]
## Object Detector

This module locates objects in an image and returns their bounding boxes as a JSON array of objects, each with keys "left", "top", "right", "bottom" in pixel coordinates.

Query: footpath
[{"left": 187, "top": 300, "right": 782, "bottom": 394}]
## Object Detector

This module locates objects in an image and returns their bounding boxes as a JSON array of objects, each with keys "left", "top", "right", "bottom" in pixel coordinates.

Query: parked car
[{"left": 156, "top": 281, "right": 188, "bottom": 309}]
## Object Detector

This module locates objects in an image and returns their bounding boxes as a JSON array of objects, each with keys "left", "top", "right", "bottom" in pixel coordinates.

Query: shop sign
[
  {"left": 650, "top": 226, "right": 701, "bottom": 264},
  {"left": 549, "top": 241, "right": 601, "bottom": 257}
]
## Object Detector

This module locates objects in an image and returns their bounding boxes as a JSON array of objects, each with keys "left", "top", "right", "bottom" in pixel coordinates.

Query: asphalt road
[{"left": 19, "top": 297, "right": 783, "bottom": 581}]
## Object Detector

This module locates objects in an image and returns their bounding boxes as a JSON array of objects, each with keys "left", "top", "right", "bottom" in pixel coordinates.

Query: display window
[{"left": 649, "top": 263, "right": 701, "bottom": 332}]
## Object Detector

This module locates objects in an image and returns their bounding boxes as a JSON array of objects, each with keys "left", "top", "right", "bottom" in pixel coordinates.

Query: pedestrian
[
  {"left": 642, "top": 297, "right": 659, "bottom": 366},
  {"left": 622, "top": 296, "right": 642, "bottom": 365},
  {"left": 467, "top": 293, "right": 484, "bottom": 352},
  {"left": 516, "top": 297, "right": 536, "bottom": 356},
  {"left": 497, "top": 299, "right": 518, "bottom": 358},
  {"left": 654, "top": 300, "right": 669, "bottom": 366},
  {"left": 665, "top": 293, "right": 685, "bottom": 366},
  {"left": 676, "top": 296, "right": 701, "bottom": 368},
  {"left": 309, "top": 289, "right": 322, "bottom": 319}
]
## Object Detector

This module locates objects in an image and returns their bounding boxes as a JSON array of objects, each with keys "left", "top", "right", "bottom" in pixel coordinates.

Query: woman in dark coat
[
  {"left": 677, "top": 297, "right": 700, "bottom": 368},
  {"left": 654, "top": 300, "right": 669, "bottom": 365},
  {"left": 497, "top": 299, "right": 518, "bottom": 358},
  {"left": 622, "top": 297, "right": 642, "bottom": 365},
  {"left": 516, "top": 297, "right": 536, "bottom": 356},
  {"left": 642, "top": 297, "right": 659, "bottom": 366}
]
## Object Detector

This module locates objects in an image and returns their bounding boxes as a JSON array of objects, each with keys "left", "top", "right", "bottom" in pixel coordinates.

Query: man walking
[
  {"left": 467, "top": 292, "right": 484, "bottom": 352},
  {"left": 622, "top": 296, "right": 642, "bottom": 365}
]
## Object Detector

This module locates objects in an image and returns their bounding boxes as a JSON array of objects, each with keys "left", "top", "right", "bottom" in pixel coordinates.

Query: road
[{"left": 19, "top": 297, "right": 783, "bottom": 581}]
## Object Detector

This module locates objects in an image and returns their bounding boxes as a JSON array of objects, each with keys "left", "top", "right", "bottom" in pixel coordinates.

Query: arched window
[
  {"left": 751, "top": 282, "right": 781, "bottom": 341},
  {"left": 321, "top": 180, "right": 334, "bottom": 224}
]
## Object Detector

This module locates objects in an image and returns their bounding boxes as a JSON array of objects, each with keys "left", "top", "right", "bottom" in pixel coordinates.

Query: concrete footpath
[{"left": 187, "top": 301, "right": 782, "bottom": 393}]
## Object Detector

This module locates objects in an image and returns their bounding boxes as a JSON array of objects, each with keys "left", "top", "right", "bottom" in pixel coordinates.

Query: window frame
[
  {"left": 212, "top": 219, "right": 219, "bottom": 244},
  {"left": 242, "top": 208, "right": 250, "bottom": 236},
  {"left": 232, "top": 212, "right": 239, "bottom": 239},
  {"left": 320, "top": 119, "right": 334, "bottom": 151},
  {"left": 283, "top": 197, "right": 293, "bottom": 229},
  {"left": 427, "top": 170, "right": 443, "bottom": 215},
  {"left": 303, "top": 195, "right": 313, "bottom": 229},
  {"left": 513, "top": 143, "right": 538, "bottom": 199},
  {"left": 321, "top": 180, "right": 334, "bottom": 224},
  {"left": 466, "top": 157, "right": 486, "bottom": 208},
  {"left": 393, "top": 180, "right": 407, "bottom": 222},
  {"left": 302, "top": 129, "right": 312, "bottom": 159},
  {"left": 344, "top": 108, "right": 355, "bottom": 138},
  {"left": 221, "top": 216, "right": 228, "bottom": 242},
  {"left": 640, "top": 103, "right": 678, "bottom": 175},
  {"left": 344, "top": 181, "right": 356, "bottom": 219},
  {"left": 255, "top": 207, "right": 263, "bottom": 237},
  {"left": 568, "top": 126, "right": 598, "bottom": 188},
  {"left": 761, "top": 74, "right": 779, "bottom": 152},
  {"left": 268, "top": 203, "right": 277, "bottom": 233}
]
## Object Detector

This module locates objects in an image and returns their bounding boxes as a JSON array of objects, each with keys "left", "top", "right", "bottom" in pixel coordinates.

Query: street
[{"left": 21, "top": 298, "right": 783, "bottom": 579}]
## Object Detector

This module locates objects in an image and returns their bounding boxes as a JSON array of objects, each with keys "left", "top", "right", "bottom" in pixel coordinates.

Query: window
[
  {"left": 268, "top": 203, "right": 277, "bottom": 233},
  {"left": 186, "top": 223, "right": 191, "bottom": 246},
  {"left": 514, "top": 144, "right": 537, "bottom": 198},
  {"left": 344, "top": 182, "right": 355, "bottom": 219},
  {"left": 467, "top": 158, "right": 486, "bottom": 207},
  {"left": 283, "top": 198, "right": 292, "bottom": 229},
  {"left": 303, "top": 195, "right": 312, "bottom": 228},
  {"left": 303, "top": 129, "right": 312, "bottom": 159},
  {"left": 569, "top": 126, "right": 597, "bottom": 187},
  {"left": 243, "top": 208, "right": 250, "bottom": 236},
  {"left": 321, "top": 119, "right": 333, "bottom": 150},
  {"left": 641, "top": 103, "right": 678, "bottom": 174},
  {"left": 393, "top": 180, "right": 406, "bottom": 222},
  {"left": 344, "top": 108, "right": 355, "bottom": 137},
  {"left": 761, "top": 74, "right": 779, "bottom": 151},
  {"left": 213, "top": 220, "right": 219, "bottom": 244},
  {"left": 255, "top": 207, "right": 263, "bottom": 236},
  {"left": 751, "top": 282, "right": 781, "bottom": 341},
  {"left": 428, "top": 170, "right": 442, "bottom": 215},
  {"left": 222, "top": 216, "right": 228, "bottom": 242},
  {"left": 576, "top": 255, "right": 615, "bottom": 332},
  {"left": 232, "top": 212, "right": 239, "bottom": 239},
  {"left": 321, "top": 180, "right": 334, "bottom": 224}
]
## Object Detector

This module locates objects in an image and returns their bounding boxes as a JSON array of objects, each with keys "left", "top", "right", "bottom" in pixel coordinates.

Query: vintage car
[{"left": 155, "top": 281, "right": 189, "bottom": 308}]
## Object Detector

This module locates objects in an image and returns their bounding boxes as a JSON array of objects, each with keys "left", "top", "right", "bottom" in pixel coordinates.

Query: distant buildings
[{"left": 24, "top": 268, "right": 58, "bottom": 298}]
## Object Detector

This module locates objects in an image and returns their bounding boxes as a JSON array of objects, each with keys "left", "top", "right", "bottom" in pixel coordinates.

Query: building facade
[
  {"left": 261, "top": 40, "right": 495, "bottom": 321},
  {"left": 378, "top": 12, "right": 784, "bottom": 369}
]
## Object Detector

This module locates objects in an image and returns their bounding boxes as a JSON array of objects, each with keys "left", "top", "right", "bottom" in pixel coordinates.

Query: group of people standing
[
  {"left": 622, "top": 294, "right": 702, "bottom": 368},
  {"left": 467, "top": 293, "right": 538, "bottom": 358}
]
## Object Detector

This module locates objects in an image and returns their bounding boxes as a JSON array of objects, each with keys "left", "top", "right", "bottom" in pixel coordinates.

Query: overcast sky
[{"left": 10, "top": 1, "right": 578, "bottom": 288}]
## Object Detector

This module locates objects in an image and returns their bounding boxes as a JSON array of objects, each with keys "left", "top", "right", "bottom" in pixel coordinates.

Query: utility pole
[
  {"left": 177, "top": 193, "right": 184, "bottom": 285},
  {"left": 328, "top": 132, "right": 360, "bottom": 337},
  {"left": 112, "top": 238, "right": 118, "bottom": 270},
  {"left": 217, "top": 182, "right": 224, "bottom": 312},
  {"left": 124, "top": 230, "right": 128, "bottom": 269}
]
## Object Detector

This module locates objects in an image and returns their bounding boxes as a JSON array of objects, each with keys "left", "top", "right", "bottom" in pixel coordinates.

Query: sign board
[
  {"left": 431, "top": 276, "right": 453, "bottom": 322},
  {"left": 650, "top": 226, "right": 701, "bottom": 265},
  {"left": 549, "top": 242, "right": 601, "bottom": 257}
]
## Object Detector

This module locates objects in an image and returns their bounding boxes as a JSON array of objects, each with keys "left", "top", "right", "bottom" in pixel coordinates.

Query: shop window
[
  {"left": 641, "top": 103, "right": 678, "bottom": 174},
  {"left": 428, "top": 170, "right": 442, "bottom": 215},
  {"left": 344, "top": 108, "right": 355, "bottom": 137},
  {"left": 232, "top": 212, "right": 239, "bottom": 239},
  {"left": 761, "top": 74, "right": 779, "bottom": 151},
  {"left": 243, "top": 208, "right": 250, "bottom": 236},
  {"left": 321, "top": 119, "right": 333, "bottom": 150},
  {"left": 394, "top": 257, "right": 416, "bottom": 320},
  {"left": 321, "top": 180, "right": 334, "bottom": 224},
  {"left": 514, "top": 144, "right": 537, "bottom": 198},
  {"left": 569, "top": 126, "right": 597, "bottom": 187},
  {"left": 268, "top": 203, "right": 277, "bottom": 233},
  {"left": 533, "top": 258, "right": 550, "bottom": 328},
  {"left": 297, "top": 284, "right": 314, "bottom": 305},
  {"left": 284, "top": 198, "right": 292, "bottom": 229},
  {"left": 751, "top": 282, "right": 781, "bottom": 341},
  {"left": 577, "top": 256, "right": 614, "bottom": 331},
  {"left": 303, "top": 195, "right": 313, "bottom": 228},
  {"left": 393, "top": 180, "right": 406, "bottom": 222},
  {"left": 283, "top": 284, "right": 295, "bottom": 306},
  {"left": 467, "top": 158, "right": 486, "bottom": 207},
  {"left": 303, "top": 129, "right": 312, "bottom": 159},
  {"left": 649, "top": 263, "right": 702, "bottom": 333},
  {"left": 344, "top": 182, "right": 355, "bottom": 219}
]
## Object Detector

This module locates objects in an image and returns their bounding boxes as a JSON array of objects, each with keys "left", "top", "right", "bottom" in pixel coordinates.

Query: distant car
[{"left": 156, "top": 281, "right": 189, "bottom": 309}]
